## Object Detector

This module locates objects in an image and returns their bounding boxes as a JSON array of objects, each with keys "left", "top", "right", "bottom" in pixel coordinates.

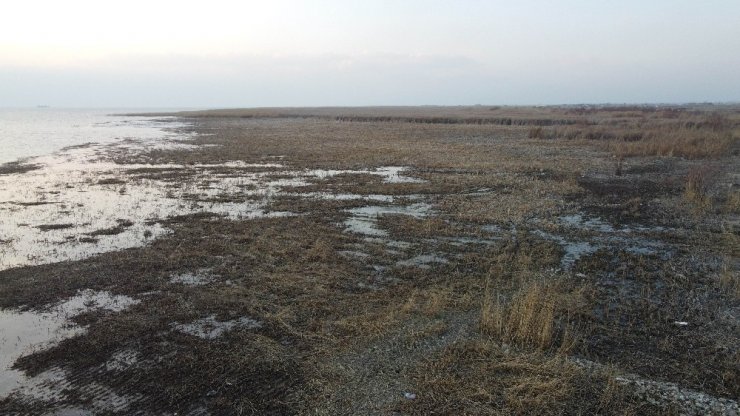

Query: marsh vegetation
[{"left": 0, "top": 105, "right": 738, "bottom": 415}]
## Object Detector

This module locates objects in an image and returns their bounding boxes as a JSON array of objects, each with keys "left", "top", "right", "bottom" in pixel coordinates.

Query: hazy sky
[{"left": 1, "top": 0, "right": 739, "bottom": 107}]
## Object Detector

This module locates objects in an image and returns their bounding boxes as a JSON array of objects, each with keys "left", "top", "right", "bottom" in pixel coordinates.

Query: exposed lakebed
[
  {"left": 0, "top": 139, "right": 427, "bottom": 271},
  {"left": 0, "top": 126, "right": 435, "bottom": 402}
]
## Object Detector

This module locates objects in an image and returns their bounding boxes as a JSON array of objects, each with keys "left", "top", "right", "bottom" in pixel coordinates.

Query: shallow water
[
  {"left": 0, "top": 290, "right": 138, "bottom": 398},
  {"left": 170, "top": 269, "right": 216, "bottom": 286},
  {"left": 0, "top": 116, "right": 433, "bottom": 404},
  {"left": 534, "top": 230, "right": 598, "bottom": 269},
  {"left": 535, "top": 213, "right": 669, "bottom": 269},
  {"left": 0, "top": 108, "right": 187, "bottom": 165},
  {"left": 396, "top": 254, "right": 448, "bottom": 268},
  {"left": 12, "top": 364, "right": 142, "bottom": 414},
  {"left": 173, "top": 315, "right": 262, "bottom": 339},
  {"left": 294, "top": 166, "right": 425, "bottom": 185},
  {"left": 560, "top": 213, "right": 616, "bottom": 233},
  {"left": 344, "top": 203, "right": 432, "bottom": 237},
  {"left": 0, "top": 134, "right": 427, "bottom": 270}
]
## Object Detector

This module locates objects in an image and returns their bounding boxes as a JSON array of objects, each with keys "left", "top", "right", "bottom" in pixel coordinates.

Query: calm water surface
[{"left": 0, "top": 108, "right": 188, "bottom": 164}]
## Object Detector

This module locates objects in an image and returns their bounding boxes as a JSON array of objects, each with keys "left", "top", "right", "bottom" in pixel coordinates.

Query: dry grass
[
  {"left": 481, "top": 280, "right": 555, "bottom": 350},
  {"left": 723, "top": 189, "right": 740, "bottom": 214},
  {"left": 607, "top": 128, "right": 737, "bottom": 159},
  {"left": 684, "top": 164, "right": 719, "bottom": 210},
  {"left": 0, "top": 161, "right": 42, "bottom": 175},
  {"left": 130, "top": 105, "right": 581, "bottom": 126},
  {"left": 401, "top": 286, "right": 467, "bottom": 317},
  {"left": 437, "top": 175, "right": 583, "bottom": 224},
  {"left": 532, "top": 108, "right": 740, "bottom": 159},
  {"left": 718, "top": 258, "right": 740, "bottom": 299},
  {"left": 396, "top": 340, "right": 655, "bottom": 415},
  {"left": 2, "top": 105, "right": 739, "bottom": 414},
  {"left": 480, "top": 278, "right": 584, "bottom": 352},
  {"left": 34, "top": 223, "right": 75, "bottom": 231}
]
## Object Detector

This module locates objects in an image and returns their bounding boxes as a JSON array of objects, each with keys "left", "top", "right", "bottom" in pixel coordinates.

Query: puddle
[
  {"left": 374, "top": 166, "right": 426, "bottom": 184},
  {"left": 13, "top": 367, "right": 70, "bottom": 405},
  {"left": 344, "top": 203, "right": 432, "bottom": 237},
  {"left": 396, "top": 254, "right": 448, "bottom": 269},
  {"left": 528, "top": 213, "right": 671, "bottom": 269},
  {"left": 0, "top": 312, "right": 82, "bottom": 398},
  {"left": 560, "top": 213, "right": 615, "bottom": 233},
  {"left": 104, "top": 349, "right": 140, "bottom": 372},
  {"left": 0, "top": 290, "right": 138, "bottom": 399},
  {"left": 296, "top": 166, "right": 425, "bottom": 185},
  {"left": 344, "top": 217, "right": 388, "bottom": 237},
  {"left": 339, "top": 250, "right": 370, "bottom": 259},
  {"left": 0, "top": 137, "right": 425, "bottom": 270},
  {"left": 480, "top": 224, "right": 503, "bottom": 234},
  {"left": 534, "top": 230, "right": 599, "bottom": 269},
  {"left": 560, "top": 241, "right": 598, "bottom": 268},
  {"left": 559, "top": 212, "right": 671, "bottom": 234},
  {"left": 536, "top": 229, "right": 667, "bottom": 270},
  {"left": 173, "top": 315, "right": 262, "bottom": 339},
  {"left": 54, "top": 289, "right": 139, "bottom": 317},
  {"left": 11, "top": 365, "right": 141, "bottom": 414},
  {"left": 364, "top": 237, "right": 413, "bottom": 251},
  {"left": 5, "top": 346, "right": 145, "bottom": 413},
  {"left": 288, "top": 192, "right": 395, "bottom": 202},
  {"left": 436, "top": 236, "right": 500, "bottom": 246},
  {"left": 169, "top": 269, "right": 216, "bottom": 286}
]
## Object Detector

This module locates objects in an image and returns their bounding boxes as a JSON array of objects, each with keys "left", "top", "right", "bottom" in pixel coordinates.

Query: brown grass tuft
[
  {"left": 718, "top": 259, "right": 740, "bottom": 299},
  {"left": 724, "top": 189, "right": 740, "bottom": 214},
  {"left": 528, "top": 126, "right": 544, "bottom": 139},
  {"left": 481, "top": 280, "right": 559, "bottom": 350},
  {"left": 684, "top": 164, "right": 718, "bottom": 210},
  {"left": 304, "top": 238, "right": 336, "bottom": 262},
  {"left": 608, "top": 130, "right": 737, "bottom": 159},
  {"left": 397, "top": 340, "right": 652, "bottom": 415}
]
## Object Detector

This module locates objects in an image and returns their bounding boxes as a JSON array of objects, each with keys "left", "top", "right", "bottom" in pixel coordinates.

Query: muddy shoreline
[{"left": 1, "top": 106, "right": 738, "bottom": 415}]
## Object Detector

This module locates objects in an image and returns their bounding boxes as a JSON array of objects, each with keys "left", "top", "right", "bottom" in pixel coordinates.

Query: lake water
[{"left": 0, "top": 108, "right": 186, "bottom": 165}]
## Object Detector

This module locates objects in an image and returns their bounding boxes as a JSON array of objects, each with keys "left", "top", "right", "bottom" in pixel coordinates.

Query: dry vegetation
[
  {"left": 0, "top": 162, "right": 41, "bottom": 175},
  {"left": 1, "top": 105, "right": 738, "bottom": 415}
]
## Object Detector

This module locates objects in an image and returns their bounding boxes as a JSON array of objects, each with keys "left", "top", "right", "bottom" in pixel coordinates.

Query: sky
[{"left": 1, "top": 0, "right": 739, "bottom": 107}]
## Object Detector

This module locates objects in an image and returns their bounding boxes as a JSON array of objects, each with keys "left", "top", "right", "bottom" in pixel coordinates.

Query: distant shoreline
[{"left": 124, "top": 102, "right": 740, "bottom": 118}]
